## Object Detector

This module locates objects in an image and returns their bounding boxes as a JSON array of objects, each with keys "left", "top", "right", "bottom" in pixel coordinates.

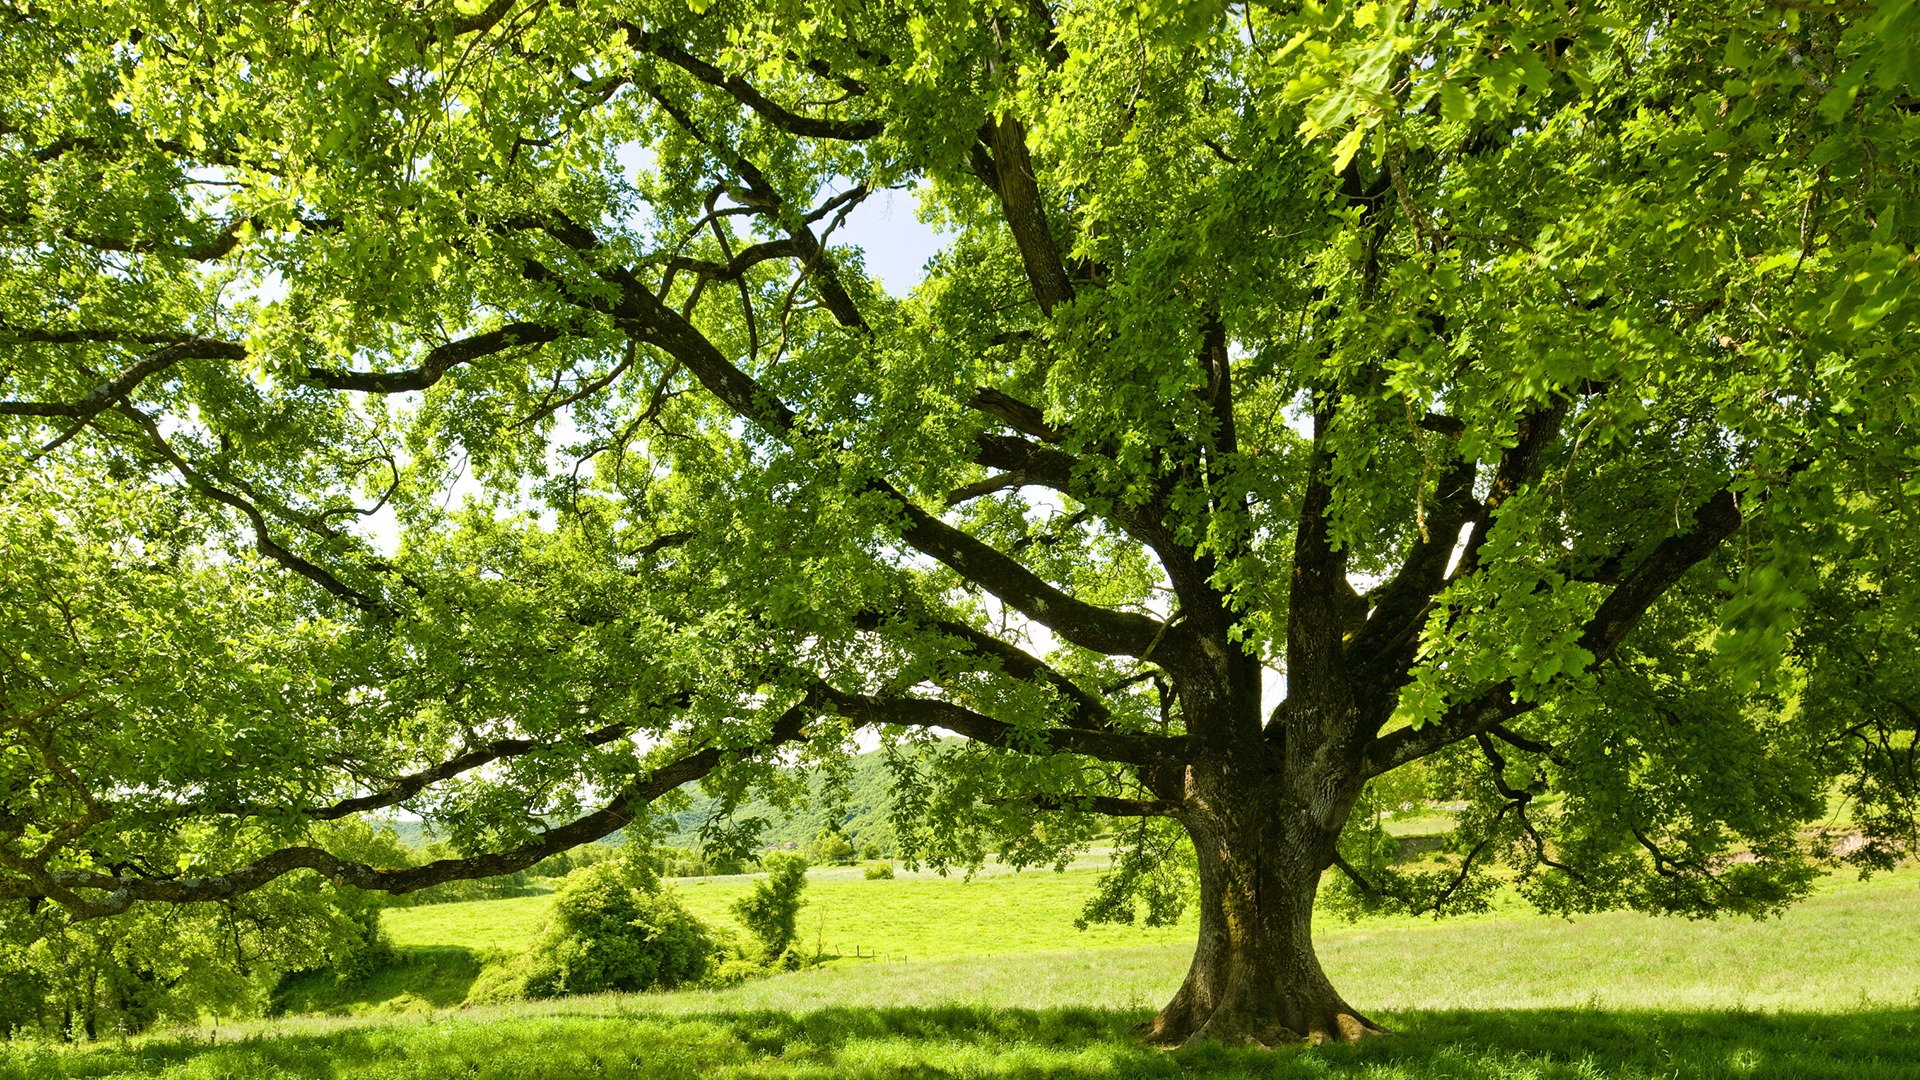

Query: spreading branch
[
  {"left": 1475, "top": 732, "right": 1586, "bottom": 881},
  {"left": 1452, "top": 397, "right": 1572, "bottom": 580},
  {"left": 622, "top": 26, "right": 884, "bottom": 141},
  {"left": 821, "top": 686, "right": 1193, "bottom": 768},
  {"left": 531, "top": 213, "right": 1166, "bottom": 657},
  {"left": 3, "top": 702, "right": 816, "bottom": 918},
  {"left": 1, "top": 338, "right": 246, "bottom": 457},
  {"left": 632, "top": 88, "right": 868, "bottom": 329},
  {"left": 1344, "top": 451, "right": 1480, "bottom": 692},
  {"left": 1006, "top": 793, "right": 1181, "bottom": 817},
  {"left": 307, "top": 323, "right": 570, "bottom": 394},
  {"left": 969, "top": 387, "right": 1063, "bottom": 444},
  {"left": 151, "top": 720, "right": 646, "bottom": 824},
  {"left": 857, "top": 610, "right": 1113, "bottom": 730},
  {"left": 981, "top": 116, "right": 1074, "bottom": 315},
  {"left": 888, "top": 485, "right": 1166, "bottom": 657},
  {"left": 969, "top": 427, "right": 1219, "bottom": 621},
  {"left": 116, "top": 406, "right": 385, "bottom": 612},
  {"left": 1575, "top": 488, "right": 1742, "bottom": 662},
  {"left": 1367, "top": 485, "right": 1745, "bottom": 775}
]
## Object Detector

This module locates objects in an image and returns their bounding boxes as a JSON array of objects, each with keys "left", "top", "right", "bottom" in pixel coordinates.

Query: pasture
[
  {"left": 7, "top": 865, "right": 1917, "bottom": 1079},
  {"left": 385, "top": 859, "right": 1203, "bottom": 960}
]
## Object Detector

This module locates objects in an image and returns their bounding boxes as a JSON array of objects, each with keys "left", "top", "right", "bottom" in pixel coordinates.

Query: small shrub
[
  {"left": 704, "top": 955, "right": 765, "bottom": 986},
  {"left": 731, "top": 851, "right": 809, "bottom": 960},
  {"left": 332, "top": 932, "right": 397, "bottom": 986},
  {"left": 863, "top": 862, "right": 894, "bottom": 880},
  {"left": 859, "top": 840, "right": 882, "bottom": 861},
  {"left": 692, "top": 924, "right": 759, "bottom": 987},
  {"left": 522, "top": 858, "right": 714, "bottom": 998},
  {"left": 808, "top": 829, "right": 856, "bottom": 865}
]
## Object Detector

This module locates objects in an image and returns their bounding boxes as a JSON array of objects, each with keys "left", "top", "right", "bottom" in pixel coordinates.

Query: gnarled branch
[
  {"left": 622, "top": 26, "right": 884, "bottom": 141},
  {"left": 1004, "top": 793, "right": 1181, "bottom": 817},
  {"left": 151, "top": 720, "right": 647, "bottom": 824},
  {"left": 821, "top": 687, "right": 1193, "bottom": 768},
  {"left": 4, "top": 701, "right": 816, "bottom": 918},
  {"left": 308, "top": 322, "right": 570, "bottom": 394}
]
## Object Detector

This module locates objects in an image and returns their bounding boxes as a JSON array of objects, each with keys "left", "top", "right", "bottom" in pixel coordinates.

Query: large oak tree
[{"left": 3, "top": 0, "right": 1917, "bottom": 1046}]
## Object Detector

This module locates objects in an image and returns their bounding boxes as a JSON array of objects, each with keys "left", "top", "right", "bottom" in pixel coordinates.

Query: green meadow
[
  {"left": 384, "top": 858, "right": 1201, "bottom": 960},
  {"left": 8, "top": 865, "right": 1918, "bottom": 1079}
]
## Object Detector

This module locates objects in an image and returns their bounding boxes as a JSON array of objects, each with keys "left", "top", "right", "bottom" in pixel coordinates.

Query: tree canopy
[{"left": 2, "top": 0, "right": 1917, "bottom": 1046}]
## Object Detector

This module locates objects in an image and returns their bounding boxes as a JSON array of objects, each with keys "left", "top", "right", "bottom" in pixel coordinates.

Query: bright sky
[{"left": 828, "top": 185, "right": 947, "bottom": 296}]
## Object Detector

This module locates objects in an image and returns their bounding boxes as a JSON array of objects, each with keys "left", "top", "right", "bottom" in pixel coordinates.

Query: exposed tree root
[{"left": 1142, "top": 1000, "right": 1388, "bottom": 1049}]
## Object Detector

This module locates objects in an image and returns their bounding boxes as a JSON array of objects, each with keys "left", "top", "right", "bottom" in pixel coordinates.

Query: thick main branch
[
  {"left": 822, "top": 687, "right": 1193, "bottom": 768},
  {"left": 4, "top": 704, "right": 814, "bottom": 918}
]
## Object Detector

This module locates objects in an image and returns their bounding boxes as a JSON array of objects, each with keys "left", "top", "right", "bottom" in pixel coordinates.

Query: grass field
[
  {"left": 9, "top": 866, "right": 1917, "bottom": 1078},
  {"left": 382, "top": 859, "right": 1204, "bottom": 961}
]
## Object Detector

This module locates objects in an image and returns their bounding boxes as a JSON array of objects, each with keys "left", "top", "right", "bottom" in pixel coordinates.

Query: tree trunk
[{"left": 1144, "top": 750, "right": 1384, "bottom": 1047}]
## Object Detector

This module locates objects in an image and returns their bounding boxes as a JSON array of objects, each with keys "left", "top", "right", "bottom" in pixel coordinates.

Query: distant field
[
  {"left": 11, "top": 868, "right": 1919, "bottom": 1079},
  {"left": 384, "top": 859, "right": 1197, "bottom": 960},
  {"left": 383, "top": 865, "right": 1920, "bottom": 1013}
]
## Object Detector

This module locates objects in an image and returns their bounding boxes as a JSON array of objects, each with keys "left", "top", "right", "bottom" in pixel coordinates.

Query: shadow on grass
[
  {"left": 12, "top": 1004, "right": 1920, "bottom": 1079},
  {"left": 268, "top": 946, "right": 485, "bottom": 1017}
]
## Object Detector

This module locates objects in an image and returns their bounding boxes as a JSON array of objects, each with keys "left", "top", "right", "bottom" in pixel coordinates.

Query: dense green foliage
[
  {"left": 521, "top": 858, "right": 714, "bottom": 997},
  {"left": 0, "top": 875, "right": 386, "bottom": 1040},
  {"left": 2, "top": 0, "right": 1917, "bottom": 1042},
  {"left": 729, "top": 853, "right": 811, "bottom": 964},
  {"left": 315, "top": 820, "right": 550, "bottom": 908},
  {"left": 665, "top": 749, "right": 897, "bottom": 857}
]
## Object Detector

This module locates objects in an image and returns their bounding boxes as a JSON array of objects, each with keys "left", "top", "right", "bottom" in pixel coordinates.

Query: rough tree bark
[
  {"left": 1148, "top": 749, "right": 1383, "bottom": 1046},
  {"left": 1132, "top": 403, "right": 1392, "bottom": 1047}
]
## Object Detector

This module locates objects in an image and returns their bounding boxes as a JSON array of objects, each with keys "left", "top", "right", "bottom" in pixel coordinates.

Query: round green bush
[{"left": 523, "top": 858, "right": 713, "bottom": 997}]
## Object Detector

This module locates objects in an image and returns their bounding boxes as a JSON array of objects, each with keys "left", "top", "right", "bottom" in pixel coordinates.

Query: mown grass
[
  {"left": 11, "top": 868, "right": 1916, "bottom": 1078},
  {"left": 383, "top": 859, "right": 1198, "bottom": 961},
  {"left": 384, "top": 859, "right": 1920, "bottom": 1005},
  {"left": 376, "top": 866, "right": 1920, "bottom": 1014}
]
